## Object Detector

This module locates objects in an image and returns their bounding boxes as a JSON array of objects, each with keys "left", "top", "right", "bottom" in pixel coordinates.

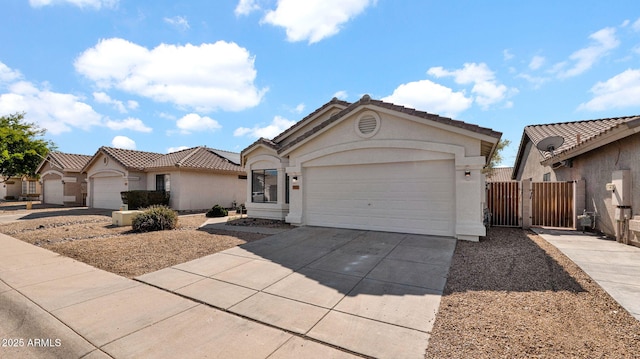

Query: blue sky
[{"left": 1, "top": 1, "right": 640, "bottom": 166}]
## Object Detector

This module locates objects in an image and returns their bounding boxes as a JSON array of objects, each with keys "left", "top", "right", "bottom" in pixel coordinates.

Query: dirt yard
[
  {"left": 2, "top": 203, "right": 640, "bottom": 357},
  {"left": 424, "top": 227, "right": 640, "bottom": 358},
  {"left": 0, "top": 204, "right": 269, "bottom": 277}
]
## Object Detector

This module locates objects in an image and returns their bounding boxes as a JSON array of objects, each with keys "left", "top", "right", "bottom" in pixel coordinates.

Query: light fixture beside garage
[{"left": 464, "top": 170, "right": 471, "bottom": 179}]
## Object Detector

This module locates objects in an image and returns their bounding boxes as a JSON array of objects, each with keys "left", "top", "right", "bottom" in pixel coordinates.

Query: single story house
[
  {"left": 241, "top": 95, "right": 502, "bottom": 241},
  {"left": 512, "top": 115, "right": 640, "bottom": 243},
  {"left": 1, "top": 177, "right": 24, "bottom": 200},
  {"left": 36, "top": 152, "right": 92, "bottom": 206},
  {"left": 82, "top": 146, "right": 246, "bottom": 210}
]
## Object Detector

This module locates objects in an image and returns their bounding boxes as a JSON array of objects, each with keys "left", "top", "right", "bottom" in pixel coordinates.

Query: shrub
[
  {"left": 206, "top": 204, "right": 228, "bottom": 218},
  {"left": 121, "top": 190, "right": 170, "bottom": 210},
  {"left": 131, "top": 205, "right": 178, "bottom": 232}
]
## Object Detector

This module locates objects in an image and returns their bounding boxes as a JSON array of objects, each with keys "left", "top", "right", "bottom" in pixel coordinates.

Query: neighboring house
[
  {"left": 241, "top": 95, "right": 502, "bottom": 241},
  {"left": 485, "top": 167, "right": 515, "bottom": 182},
  {"left": 82, "top": 146, "right": 246, "bottom": 210},
  {"left": 36, "top": 152, "right": 92, "bottom": 206},
  {"left": 1, "top": 177, "right": 23, "bottom": 200},
  {"left": 512, "top": 115, "right": 640, "bottom": 240}
]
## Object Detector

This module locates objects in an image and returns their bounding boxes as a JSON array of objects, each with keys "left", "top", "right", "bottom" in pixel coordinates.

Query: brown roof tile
[
  {"left": 100, "top": 147, "right": 164, "bottom": 170},
  {"left": 523, "top": 115, "right": 640, "bottom": 160},
  {"left": 485, "top": 167, "right": 515, "bottom": 182},
  {"left": 272, "top": 97, "right": 351, "bottom": 142},
  {"left": 278, "top": 95, "right": 502, "bottom": 154},
  {"left": 145, "top": 147, "right": 243, "bottom": 173},
  {"left": 47, "top": 152, "right": 92, "bottom": 171}
]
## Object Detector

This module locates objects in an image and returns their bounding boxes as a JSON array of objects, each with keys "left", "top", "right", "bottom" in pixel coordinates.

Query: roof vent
[{"left": 355, "top": 111, "right": 380, "bottom": 138}]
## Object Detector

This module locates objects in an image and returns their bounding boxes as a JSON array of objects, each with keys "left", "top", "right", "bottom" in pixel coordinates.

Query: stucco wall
[
  {"left": 517, "top": 134, "right": 640, "bottom": 237},
  {"left": 146, "top": 170, "right": 246, "bottom": 211}
]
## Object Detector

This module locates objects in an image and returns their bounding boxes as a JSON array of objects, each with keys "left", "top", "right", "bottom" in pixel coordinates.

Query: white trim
[
  {"left": 41, "top": 170, "right": 64, "bottom": 178},
  {"left": 88, "top": 169, "right": 126, "bottom": 178}
]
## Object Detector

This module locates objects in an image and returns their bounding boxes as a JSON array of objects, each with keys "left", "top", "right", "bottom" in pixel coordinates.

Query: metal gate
[
  {"left": 531, "top": 181, "right": 574, "bottom": 228},
  {"left": 486, "top": 181, "right": 521, "bottom": 227}
]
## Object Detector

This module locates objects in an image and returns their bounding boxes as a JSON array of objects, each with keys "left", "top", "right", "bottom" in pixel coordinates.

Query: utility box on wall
[{"left": 612, "top": 170, "right": 631, "bottom": 207}]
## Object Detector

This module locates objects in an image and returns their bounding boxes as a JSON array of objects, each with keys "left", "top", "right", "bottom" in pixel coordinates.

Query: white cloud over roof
[
  {"left": 382, "top": 79, "right": 472, "bottom": 118},
  {"left": 553, "top": 27, "right": 620, "bottom": 79},
  {"left": 74, "top": 38, "right": 266, "bottom": 112},
  {"left": 234, "top": 115, "right": 296, "bottom": 139},
  {"left": 261, "top": 0, "right": 375, "bottom": 44},
  {"left": 176, "top": 113, "right": 221, "bottom": 134},
  {"left": 111, "top": 135, "right": 136, "bottom": 149},
  {"left": 578, "top": 69, "right": 640, "bottom": 111}
]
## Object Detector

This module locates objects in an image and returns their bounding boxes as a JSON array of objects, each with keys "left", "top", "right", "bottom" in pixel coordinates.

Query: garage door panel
[
  {"left": 44, "top": 179, "right": 64, "bottom": 205},
  {"left": 305, "top": 160, "right": 455, "bottom": 236},
  {"left": 92, "top": 176, "right": 126, "bottom": 209}
]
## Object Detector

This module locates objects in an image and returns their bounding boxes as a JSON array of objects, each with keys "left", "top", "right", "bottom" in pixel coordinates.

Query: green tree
[
  {"left": 0, "top": 112, "right": 55, "bottom": 183},
  {"left": 483, "top": 138, "right": 511, "bottom": 175}
]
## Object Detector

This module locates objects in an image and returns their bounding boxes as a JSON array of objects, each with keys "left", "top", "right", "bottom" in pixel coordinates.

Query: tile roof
[
  {"left": 100, "top": 147, "right": 164, "bottom": 170},
  {"left": 485, "top": 167, "right": 515, "bottom": 182},
  {"left": 47, "top": 152, "right": 92, "bottom": 171},
  {"left": 272, "top": 97, "right": 351, "bottom": 142},
  {"left": 523, "top": 115, "right": 640, "bottom": 160},
  {"left": 278, "top": 95, "right": 502, "bottom": 154},
  {"left": 145, "top": 147, "right": 243, "bottom": 173}
]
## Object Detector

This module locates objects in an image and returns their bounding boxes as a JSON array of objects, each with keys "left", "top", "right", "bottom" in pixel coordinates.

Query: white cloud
[
  {"left": 0, "top": 80, "right": 102, "bottom": 135},
  {"left": 127, "top": 100, "right": 138, "bottom": 110},
  {"left": 235, "top": 0, "right": 261, "bottom": 16},
  {"left": 29, "top": 0, "right": 118, "bottom": 9},
  {"left": 554, "top": 27, "right": 620, "bottom": 79},
  {"left": 93, "top": 91, "right": 127, "bottom": 113},
  {"left": 632, "top": 17, "right": 640, "bottom": 32},
  {"left": 176, "top": 113, "right": 221, "bottom": 134},
  {"left": 164, "top": 16, "right": 190, "bottom": 31},
  {"left": 382, "top": 79, "right": 472, "bottom": 117},
  {"left": 517, "top": 73, "right": 548, "bottom": 89},
  {"left": 74, "top": 38, "right": 266, "bottom": 112},
  {"left": 578, "top": 69, "right": 640, "bottom": 111},
  {"left": 0, "top": 62, "right": 22, "bottom": 83},
  {"left": 292, "top": 103, "right": 305, "bottom": 114},
  {"left": 111, "top": 135, "right": 136, "bottom": 149},
  {"left": 428, "top": 63, "right": 513, "bottom": 109},
  {"left": 262, "top": 0, "right": 375, "bottom": 44},
  {"left": 333, "top": 90, "right": 348, "bottom": 100},
  {"left": 105, "top": 117, "right": 152, "bottom": 132},
  {"left": 234, "top": 115, "right": 296, "bottom": 139},
  {"left": 503, "top": 49, "right": 514, "bottom": 61},
  {"left": 167, "top": 146, "right": 189, "bottom": 153},
  {"left": 529, "top": 55, "right": 545, "bottom": 70}
]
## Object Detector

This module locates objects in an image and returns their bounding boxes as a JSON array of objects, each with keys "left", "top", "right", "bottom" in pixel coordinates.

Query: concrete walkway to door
[
  {"left": 534, "top": 228, "right": 640, "bottom": 320},
  {"left": 137, "top": 226, "right": 456, "bottom": 358}
]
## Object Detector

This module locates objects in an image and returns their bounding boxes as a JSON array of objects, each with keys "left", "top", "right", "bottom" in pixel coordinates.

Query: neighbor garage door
[
  {"left": 43, "top": 179, "right": 64, "bottom": 205},
  {"left": 91, "top": 176, "right": 126, "bottom": 209},
  {"left": 304, "top": 160, "right": 455, "bottom": 236}
]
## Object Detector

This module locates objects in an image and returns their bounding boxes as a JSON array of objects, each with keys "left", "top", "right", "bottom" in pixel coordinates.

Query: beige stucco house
[
  {"left": 36, "top": 152, "right": 92, "bottom": 206},
  {"left": 1, "top": 177, "right": 24, "bottom": 200},
  {"left": 512, "top": 115, "right": 640, "bottom": 243},
  {"left": 83, "top": 146, "right": 246, "bottom": 210},
  {"left": 241, "top": 95, "right": 502, "bottom": 241}
]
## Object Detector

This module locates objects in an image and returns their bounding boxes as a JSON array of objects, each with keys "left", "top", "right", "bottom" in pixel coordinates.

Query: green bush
[
  {"left": 121, "top": 190, "right": 170, "bottom": 210},
  {"left": 206, "top": 204, "right": 228, "bottom": 218},
  {"left": 131, "top": 205, "right": 178, "bottom": 232}
]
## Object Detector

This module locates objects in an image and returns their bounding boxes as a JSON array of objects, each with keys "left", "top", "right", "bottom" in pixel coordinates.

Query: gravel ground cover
[
  {"left": 0, "top": 205, "right": 268, "bottom": 277},
  {"left": 425, "top": 227, "right": 640, "bottom": 358}
]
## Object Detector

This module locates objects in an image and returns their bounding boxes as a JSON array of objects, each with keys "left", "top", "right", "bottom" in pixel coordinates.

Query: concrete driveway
[
  {"left": 0, "top": 227, "right": 455, "bottom": 359},
  {"left": 137, "top": 227, "right": 456, "bottom": 358}
]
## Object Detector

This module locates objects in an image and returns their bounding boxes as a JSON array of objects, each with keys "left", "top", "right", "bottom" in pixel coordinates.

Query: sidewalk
[
  {"left": 534, "top": 228, "right": 640, "bottom": 320},
  {"left": 0, "top": 232, "right": 354, "bottom": 358}
]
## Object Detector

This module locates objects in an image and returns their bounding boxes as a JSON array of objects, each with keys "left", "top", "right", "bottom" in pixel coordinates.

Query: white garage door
[
  {"left": 305, "top": 160, "right": 455, "bottom": 236},
  {"left": 44, "top": 179, "right": 64, "bottom": 205},
  {"left": 92, "top": 176, "right": 126, "bottom": 209}
]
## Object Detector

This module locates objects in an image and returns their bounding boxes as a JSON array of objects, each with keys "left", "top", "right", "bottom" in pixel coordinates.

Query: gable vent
[{"left": 358, "top": 116, "right": 377, "bottom": 134}]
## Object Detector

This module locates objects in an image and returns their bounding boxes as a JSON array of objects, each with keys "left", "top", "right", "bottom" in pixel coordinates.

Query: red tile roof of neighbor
[
  {"left": 485, "top": 167, "right": 515, "bottom": 182},
  {"left": 523, "top": 115, "right": 640, "bottom": 160},
  {"left": 94, "top": 146, "right": 244, "bottom": 173},
  {"left": 47, "top": 152, "right": 92, "bottom": 171}
]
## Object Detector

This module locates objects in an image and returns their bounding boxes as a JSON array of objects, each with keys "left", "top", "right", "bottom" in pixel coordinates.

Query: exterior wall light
[{"left": 464, "top": 170, "right": 471, "bottom": 178}]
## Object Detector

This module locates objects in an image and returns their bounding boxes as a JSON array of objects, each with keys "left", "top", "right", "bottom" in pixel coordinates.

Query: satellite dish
[{"left": 536, "top": 136, "right": 564, "bottom": 154}]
